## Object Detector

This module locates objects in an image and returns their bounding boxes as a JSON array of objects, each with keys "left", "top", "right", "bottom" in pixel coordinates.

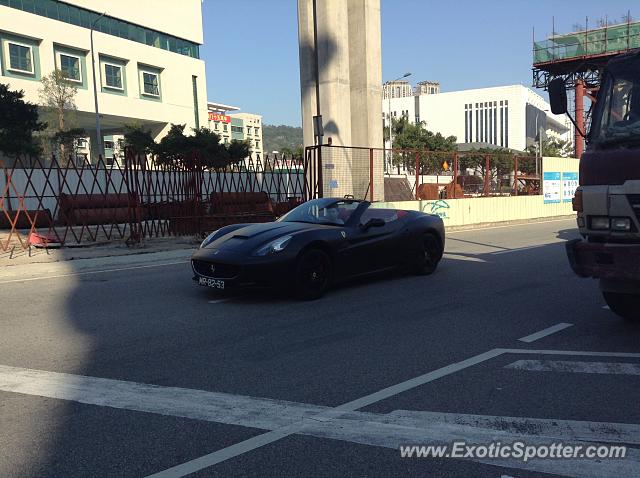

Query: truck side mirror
[{"left": 548, "top": 78, "right": 568, "bottom": 115}]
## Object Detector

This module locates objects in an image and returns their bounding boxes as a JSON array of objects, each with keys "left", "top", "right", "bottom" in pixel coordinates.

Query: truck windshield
[{"left": 590, "top": 72, "right": 640, "bottom": 148}]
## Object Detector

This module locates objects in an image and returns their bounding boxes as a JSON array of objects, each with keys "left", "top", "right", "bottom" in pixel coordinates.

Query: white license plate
[{"left": 198, "top": 277, "right": 225, "bottom": 289}]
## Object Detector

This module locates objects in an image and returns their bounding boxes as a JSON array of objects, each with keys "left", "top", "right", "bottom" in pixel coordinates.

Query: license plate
[{"left": 198, "top": 277, "right": 225, "bottom": 289}]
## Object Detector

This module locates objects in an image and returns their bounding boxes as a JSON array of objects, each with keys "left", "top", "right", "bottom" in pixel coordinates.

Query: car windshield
[
  {"left": 279, "top": 199, "right": 361, "bottom": 226},
  {"left": 590, "top": 69, "right": 640, "bottom": 148}
]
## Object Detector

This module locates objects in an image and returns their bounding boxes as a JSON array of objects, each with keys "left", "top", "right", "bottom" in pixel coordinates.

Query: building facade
[
  {"left": 207, "top": 103, "right": 264, "bottom": 159},
  {"left": 0, "top": 0, "right": 208, "bottom": 160},
  {"left": 383, "top": 84, "right": 571, "bottom": 156}
]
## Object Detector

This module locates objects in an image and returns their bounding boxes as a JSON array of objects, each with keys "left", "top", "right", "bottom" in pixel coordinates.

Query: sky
[{"left": 201, "top": 0, "right": 635, "bottom": 127}]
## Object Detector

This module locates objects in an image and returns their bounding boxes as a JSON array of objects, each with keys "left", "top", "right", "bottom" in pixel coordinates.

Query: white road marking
[
  {"left": 504, "top": 349, "right": 640, "bottom": 359},
  {"left": 0, "top": 260, "right": 189, "bottom": 284},
  {"left": 492, "top": 244, "right": 548, "bottom": 255},
  {"left": 603, "top": 305, "right": 610, "bottom": 310},
  {"left": 208, "top": 297, "right": 241, "bottom": 304},
  {"left": 518, "top": 323, "right": 573, "bottom": 343},
  {"left": 442, "top": 253, "right": 487, "bottom": 263},
  {"left": 446, "top": 217, "right": 575, "bottom": 234},
  {"left": 506, "top": 359, "right": 640, "bottom": 376},
  {"left": 0, "top": 361, "right": 638, "bottom": 478}
]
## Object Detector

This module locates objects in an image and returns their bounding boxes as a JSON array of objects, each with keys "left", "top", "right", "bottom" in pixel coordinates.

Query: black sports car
[{"left": 191, "top": 198, "right": 445, "bottom": 299}]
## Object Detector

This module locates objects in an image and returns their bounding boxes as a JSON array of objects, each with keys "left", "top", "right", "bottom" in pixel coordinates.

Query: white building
[
  {"left": 382, "top": 84, "right": 570, "bottom": 155},
  {"left": 382, "top": 80, "right": 413, "bottom": 99},
  {"left": 207, "top": 102, "right": 264, "bottom": 159},
  {"left": 0, "top": 0, "right": 208, "bottom": 161}
]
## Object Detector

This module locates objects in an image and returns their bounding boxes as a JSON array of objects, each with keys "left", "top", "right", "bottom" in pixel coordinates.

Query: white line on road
[
  {"left": 603, "top": 305, "right": 610, "bottom": 310},
  {"left": 506, "top": 359, "right": 640, "bottom": 376},
  {"left": 518, "top": 323, "right": 573, "bottom": 343},
  {"left": 208, "top": 297, "right": 243, "bottom": 304},
  {"left": 504, "top": 349, "right": 640, "bottom": 358},
  {"left": 147, "top": 348, "right": 507, "bottom": 477},
  {"left": 0, "top": 260, "right": 189, "bottom": 284},
  {"left": 1, "top": 361, "right": 638, "bottom": 478}
]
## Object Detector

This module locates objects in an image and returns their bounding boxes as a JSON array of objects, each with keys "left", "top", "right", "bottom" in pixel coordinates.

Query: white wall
[{"left": 62, "top": 0, "right": 204, "bottom": 44}]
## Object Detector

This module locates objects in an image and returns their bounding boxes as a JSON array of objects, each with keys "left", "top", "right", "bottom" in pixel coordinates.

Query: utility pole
[{"left": 90, "top": 12, "right": 106, "bottom": 161}]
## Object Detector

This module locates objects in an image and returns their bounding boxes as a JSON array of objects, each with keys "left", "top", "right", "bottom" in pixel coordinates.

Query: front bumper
[
  {"left": 190, "top": 248, "right": 297, "bottom": 290},
  {"left": 566, "top": 238, "right": 640, "bottom": 281}
]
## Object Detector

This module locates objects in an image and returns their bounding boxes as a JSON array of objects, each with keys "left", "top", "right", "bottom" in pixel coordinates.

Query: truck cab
[{"left": 551, "top": 50, "right": 640, "bottom": 321}]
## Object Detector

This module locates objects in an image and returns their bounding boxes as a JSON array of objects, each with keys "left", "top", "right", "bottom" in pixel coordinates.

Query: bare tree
[{"left": 39, "top": 70, "right": 78, "bottom": 161}]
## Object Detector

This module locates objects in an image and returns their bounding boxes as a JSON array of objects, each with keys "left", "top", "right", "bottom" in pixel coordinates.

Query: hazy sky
[{"left": 201, "top": 0, "right": 635, "bottom": 126}]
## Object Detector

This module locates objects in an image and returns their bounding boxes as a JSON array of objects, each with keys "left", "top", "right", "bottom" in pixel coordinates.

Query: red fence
[
  {"left": 305, "top": 145, "right": 541, "bottom": 201},
  {"left": 0, "top": 149, "right": 319, "bottom": 251}
]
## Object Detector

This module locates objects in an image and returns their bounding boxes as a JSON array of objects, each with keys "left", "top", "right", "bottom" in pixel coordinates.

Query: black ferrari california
[{"left": 191, "top": 198, "right": 445, "bottom": 299}]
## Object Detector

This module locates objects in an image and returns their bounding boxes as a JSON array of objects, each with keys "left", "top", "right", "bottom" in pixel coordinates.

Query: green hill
[{"left": 262, "top": 124, "right": 303, "bottom": 155}]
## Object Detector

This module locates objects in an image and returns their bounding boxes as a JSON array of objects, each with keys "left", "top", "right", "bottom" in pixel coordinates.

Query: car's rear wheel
[
  {"left": 295, "top": 249, "right": 331, "bottom": 300},
  {"left": 414, "top": 233, "right": 441, "bottom": 276},
  {"left": 602, "top": 291, "right": 640, "bottom": 322}
]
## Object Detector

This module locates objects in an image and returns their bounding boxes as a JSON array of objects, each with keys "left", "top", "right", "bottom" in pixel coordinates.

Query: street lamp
[
  {"left": 384, "top": 72, "right": 411, "bottom": 173},
  {"left": 90, "top": 12, "right": 106, "bottom": 161}
]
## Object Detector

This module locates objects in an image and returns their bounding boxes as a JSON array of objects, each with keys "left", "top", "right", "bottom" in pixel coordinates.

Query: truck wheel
[{"left": 602, "top": 291, "right": 640, "bottom": 322}]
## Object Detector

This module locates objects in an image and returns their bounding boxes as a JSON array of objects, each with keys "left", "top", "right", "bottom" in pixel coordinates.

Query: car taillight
[{"left": 572, "top": 189, "right": 583, "bottom": 212}]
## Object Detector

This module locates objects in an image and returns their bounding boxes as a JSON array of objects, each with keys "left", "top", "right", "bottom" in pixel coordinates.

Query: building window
[
  {"left": 140, "top": 70, "right": 160, "bottom": 97},
  {"left": 214, "top": 122, "right": 219, "bottom": 131},
  {"left": 223, "top": 124, "right": 228, "bottom": 132},
  {"left": 246, "top": 126, "right": 251, "bottom": 134},
  {"left": 6, "top": 42, "right": 34, "bottom": 74},
  {"left": 231, "top": 126, "right": 243, "bottom": 134},
  {"left": 58, "top": 53, "right": 82, "bottom": 82},
  {"left": 103, "top": 63, "right": 123, "bottom": 90},
  {"left": 255, "top": 140, "right": 260, "bottom": 149},
  {"left": 224, "top": 136, "right": 229, "bottom": 144},
  {"left": 104, "top": 141, "right": 114, "bottom": 149},
  {"left": 254, "top": 127, "right": 259, "bottom": 135},
  {"left": 76, "top": 138, "right": 87, "bottom": 148}
]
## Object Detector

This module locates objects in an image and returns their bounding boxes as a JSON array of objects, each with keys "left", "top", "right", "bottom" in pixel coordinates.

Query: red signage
[{"left": 208, "top": 113, "right": 231, "bottom": 123}]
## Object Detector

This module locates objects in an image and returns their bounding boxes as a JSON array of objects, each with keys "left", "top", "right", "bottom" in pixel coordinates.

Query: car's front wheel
[
  {"left": 295, "top": 249, "right": 331, "bottom": 300},
  {"left": 602, "top": 291, "right": 640, "bottom": 322},
  {"left": 413, "top": 233, "right": 441, "bottom": 276}
]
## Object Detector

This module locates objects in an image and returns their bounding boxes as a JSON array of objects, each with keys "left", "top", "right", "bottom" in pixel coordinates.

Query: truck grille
[
  {"left": 192, "top": 260, "right": 240, "bottom": 279},
  {"left": 627, "top": 195, "right": 640, "bottom": 222}
]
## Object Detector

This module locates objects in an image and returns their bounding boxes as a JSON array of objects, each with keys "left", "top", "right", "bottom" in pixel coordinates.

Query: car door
[{"left": 339, "top": 207, "right": 406, "bottom": 275}]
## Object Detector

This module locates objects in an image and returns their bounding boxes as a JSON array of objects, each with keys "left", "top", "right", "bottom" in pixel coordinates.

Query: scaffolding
[{"left": 532, "top": 17, "right": 640, "bottom": 157}]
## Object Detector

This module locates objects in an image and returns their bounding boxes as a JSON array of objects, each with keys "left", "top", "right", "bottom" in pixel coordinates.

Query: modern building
[
  {"left": 207, "top": 102, "right": 264, "bottom": 159},
  {"left": 382, "top": 80, "right": 413, "bottom": 99},
  {"left": 0, "top": 0, "right": 208, "bottom": 161},
  {"left": 383, "top": 84, "right": 571, "bottom": 159}
]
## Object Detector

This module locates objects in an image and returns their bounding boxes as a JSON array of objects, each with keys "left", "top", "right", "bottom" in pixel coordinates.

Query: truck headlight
[
  {"left": 590, "top": 216, "right": 610, "bottom": 230},
  {"left": 611, "top": 218, "right": 631, "bottom": 231}
]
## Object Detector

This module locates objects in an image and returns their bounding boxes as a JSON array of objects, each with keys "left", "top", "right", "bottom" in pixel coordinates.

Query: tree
[
  {"left": 124, "top": 123, "right": 156, "bottom": 157},
  {"left": 526, "top": 137, "right": 573, "bottom": 158},
  {"left": 390, "top": 117, "right": 457, "bottom": 173},
  {"left": 39, "top": 70, "right": 79, "bottom": 161},
  {"left": 0, "top": 83, "right": 45, "bottom": 159},
  {"left": 154, "top": 124, "right": 250, "bottom": 169}
]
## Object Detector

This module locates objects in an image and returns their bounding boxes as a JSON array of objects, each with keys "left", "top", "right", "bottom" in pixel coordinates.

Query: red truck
[{"left": 549, "top": 50, "right": 640, "bottom": 321}]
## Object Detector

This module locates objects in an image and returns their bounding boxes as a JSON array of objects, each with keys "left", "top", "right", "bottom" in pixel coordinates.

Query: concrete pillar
[{"left": 298, "top": 0, "right": 383, "bottom": 200}]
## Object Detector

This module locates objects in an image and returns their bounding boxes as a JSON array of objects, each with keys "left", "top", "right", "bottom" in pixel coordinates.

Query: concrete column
[
  {"left": 348, "top": 0, "right": 383, "bottom": 200},
  {"left": 298, "top": 0, "right": 383, "bottom": 200}
]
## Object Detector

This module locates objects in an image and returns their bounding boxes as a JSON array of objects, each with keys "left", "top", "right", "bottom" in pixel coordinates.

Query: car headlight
[
  {"left": 253, "top": 235, "right": 292, "bottom": 256},
  {"left": 200, "top": 229, "right": 220, "bottom": 249}
]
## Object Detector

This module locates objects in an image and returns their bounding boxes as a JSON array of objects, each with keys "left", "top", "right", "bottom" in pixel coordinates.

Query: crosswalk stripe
[{"left": 505, "top": 359, "right": 640, "bottom": 376}]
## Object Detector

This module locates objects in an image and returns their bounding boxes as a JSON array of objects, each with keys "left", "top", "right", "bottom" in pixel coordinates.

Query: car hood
[{"left": 203, "top": 221, "right": 329, "bottom": 253}]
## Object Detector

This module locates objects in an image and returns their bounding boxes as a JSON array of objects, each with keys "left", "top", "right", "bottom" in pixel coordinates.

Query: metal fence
[
  {"left": 305, "top": 145, "right": 541, "bottom": 201},
  {"left": 1, "top": 149, "right": 318, "bottom": 251}
]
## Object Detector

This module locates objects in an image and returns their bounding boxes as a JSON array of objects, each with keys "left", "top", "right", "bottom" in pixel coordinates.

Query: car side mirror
[
  {"left": 361, "top": 218, "right": 385, "bottom": 230},
  {"left": 548, "top": 78, "right": 568, "bottom": 115}
]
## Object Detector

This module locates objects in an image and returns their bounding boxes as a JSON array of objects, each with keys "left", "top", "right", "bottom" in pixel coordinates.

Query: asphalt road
[{"left": 1, "top": 218, "right": 639, "bottom": 478}]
